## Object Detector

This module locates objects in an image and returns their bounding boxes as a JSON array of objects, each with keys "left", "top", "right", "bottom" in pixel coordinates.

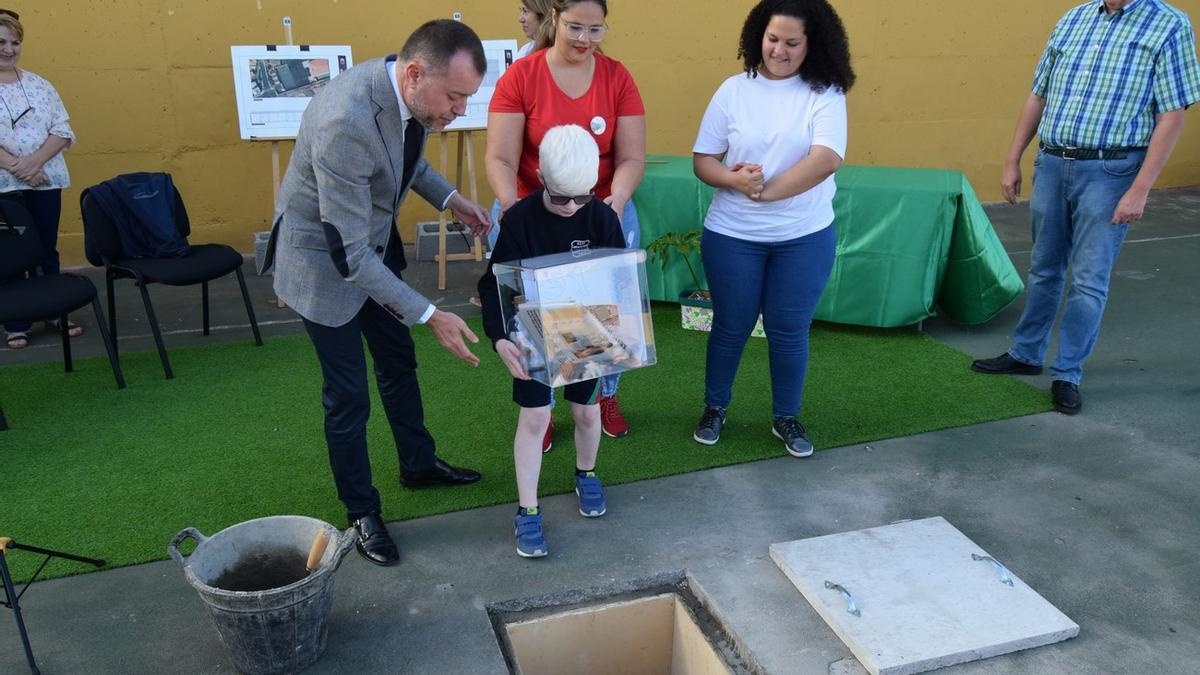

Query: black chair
[
  {"left": 0, "top": 198, "right": 125, "bottom": 392},
  {"left": 80, "top": 178, "right": 263, "bottom": 379}
]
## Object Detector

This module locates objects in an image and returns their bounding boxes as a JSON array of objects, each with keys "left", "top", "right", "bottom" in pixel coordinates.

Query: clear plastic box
[{"left": 493, "top": 248, "right": 657, "bottom": 388}]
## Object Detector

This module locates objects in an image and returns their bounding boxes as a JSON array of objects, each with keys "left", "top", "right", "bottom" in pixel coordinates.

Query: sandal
[
  {"left": 6, "top": 331, "right": 29, "bottom": 349},
  {"left": 44, "top": 320, "right": 84, "bottom": 338}
]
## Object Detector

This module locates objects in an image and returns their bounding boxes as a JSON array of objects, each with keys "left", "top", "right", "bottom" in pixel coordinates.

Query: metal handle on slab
[
  {"left": 825, "top": 580, "right": 861, "bottom": 617},
  {"left": 167, "top": 527, "right": 208, "bottom": 567},
  {"left": 972, "top": 554, "right": 1014, "bottom": 586}
]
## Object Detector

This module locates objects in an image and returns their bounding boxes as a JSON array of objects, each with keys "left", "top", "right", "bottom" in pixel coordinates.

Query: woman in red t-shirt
[{"left": 486, "top": 0, "right": 646, "bottom": 439}]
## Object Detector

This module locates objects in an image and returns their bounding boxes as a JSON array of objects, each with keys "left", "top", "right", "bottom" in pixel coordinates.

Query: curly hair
[{"left": 737, "top": 0, "right": 855, "bottom": 93}]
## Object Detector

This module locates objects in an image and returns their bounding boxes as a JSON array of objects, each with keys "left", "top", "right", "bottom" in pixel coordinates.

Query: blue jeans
[
  {"left": 701, "top": 225, "right": 836, "bottom": 417},
  {"left": 3, "top": 189, "right": 64, "bottom": 334},
  {"left": 1008, "top": 149, "right": 1142, "bottom": 385},
  {"left": 489, "top": 197, "right": 641, "bottom": 402}
]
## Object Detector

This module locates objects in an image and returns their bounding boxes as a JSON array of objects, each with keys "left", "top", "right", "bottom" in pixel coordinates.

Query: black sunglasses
[
  {"left": 0, "top": 9, "right": 18, "bottom": 19},
  {"left": 544, "top": 185, "right": 593, "bottom": 207}
]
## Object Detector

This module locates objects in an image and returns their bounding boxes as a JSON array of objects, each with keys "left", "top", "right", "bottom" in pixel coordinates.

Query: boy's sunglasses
[
  {"left": 0, "top": 9, "right": 18, "bottom": 19},
  {"left": 545, "top": 185, "right": 593, "bottom": 207}
]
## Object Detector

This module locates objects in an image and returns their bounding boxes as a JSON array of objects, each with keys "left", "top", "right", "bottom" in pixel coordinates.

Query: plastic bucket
[{"left": 168, "top": 516, "right": 356, "bottom": 675}]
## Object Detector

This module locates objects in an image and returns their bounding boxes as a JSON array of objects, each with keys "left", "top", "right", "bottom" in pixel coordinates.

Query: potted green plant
[
  {"left": 646, "top": 229, "right": 765, "bottom": 337},
  {"left": 646, "top": 230, "right": 714, "bottom": 332}
]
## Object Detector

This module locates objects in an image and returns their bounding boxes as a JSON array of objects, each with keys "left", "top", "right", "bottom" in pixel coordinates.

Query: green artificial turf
[{"left": 0, "top": 305, "right": 1049, "bottom": 582}]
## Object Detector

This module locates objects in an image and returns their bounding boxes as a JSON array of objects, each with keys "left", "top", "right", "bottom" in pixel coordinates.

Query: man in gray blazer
[{"left": 264, "top": 20, "right": 492, "bottom": 566}]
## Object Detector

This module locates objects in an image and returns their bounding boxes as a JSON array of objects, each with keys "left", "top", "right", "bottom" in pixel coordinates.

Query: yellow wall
[{"left": 19, "top": 0, "right": 1200, "bottom": 267}]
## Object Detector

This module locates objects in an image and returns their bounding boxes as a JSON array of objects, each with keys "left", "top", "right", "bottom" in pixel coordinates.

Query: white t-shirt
[
  {"left": 693, "top": 73, "right": 847, "bottom": 242},
  {"left": 516, "top": 41, "right": 535, "bottom": 59}
]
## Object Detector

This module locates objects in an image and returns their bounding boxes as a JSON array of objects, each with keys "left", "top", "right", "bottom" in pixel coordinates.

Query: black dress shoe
[
  {"left": 1051, "top": 380, "right": 1081, "bottom": 415},
  {"left": 971, "top": 352, "right": 1043, "bottom": 375},
  {"left": 350, "top": 512, "right": 400, "bottom": 566},
  {"left": 400, "top": 458, "right": 482, "bottom": 488}
]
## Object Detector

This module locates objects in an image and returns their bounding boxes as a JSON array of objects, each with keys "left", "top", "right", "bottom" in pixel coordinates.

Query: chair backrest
[
  {"left": 81, "top": 173, "right": 191, "bottom": 266},
  {"left": 0, "top": 197, "right": 44, "bottom": 278},
  {"left": 80, "top": 189, "right": 123, "bottom": 266}
]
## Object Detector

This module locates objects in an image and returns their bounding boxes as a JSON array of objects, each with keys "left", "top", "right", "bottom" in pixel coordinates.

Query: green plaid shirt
[{"left": 1033, "top": 0, "right": 1200, "bottom": 148}]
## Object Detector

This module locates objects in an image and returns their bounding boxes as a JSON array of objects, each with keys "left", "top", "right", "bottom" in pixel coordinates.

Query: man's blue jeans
[
  {"left": 701, "top": 225, "right": 836, "bottom": 417},
  {"left": 1009, "top": 149, "right": 1143, "bottom": 385}
]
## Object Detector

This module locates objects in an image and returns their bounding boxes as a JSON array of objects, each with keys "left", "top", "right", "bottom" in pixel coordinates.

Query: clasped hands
[
  {"left": 731, "top": 162, "right": 765, "bottom": 201},
  {"left": 4, "top": 155, "right": 49, "bottom": 186}
]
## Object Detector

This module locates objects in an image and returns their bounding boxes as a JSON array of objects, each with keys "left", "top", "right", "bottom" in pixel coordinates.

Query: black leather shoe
[
  {"left": 971, "top": 352, "right": 1043, "bottom": 375},
  {"left": 350, "top": 512, "right": 399, "bottom": 566},
  {"left": 400, "top": 458, "right": 482, "bottom": 488},
  {"left": 1051, "top": 380, "right": 1081, "bottom": 415}
]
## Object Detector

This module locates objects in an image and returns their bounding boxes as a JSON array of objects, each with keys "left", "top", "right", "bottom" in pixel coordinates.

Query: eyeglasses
[
  {"left": 0, "top": 75, "right": 32, "bottom": 129},
  {"left": 560, "top": 20, "right": 608, "bottom": 43},
  {"left": 0, "top": 8, "right": 18, "bottom": 20},
  {"left": 544, "top": 184, "right": 594, "bottom": 206}
]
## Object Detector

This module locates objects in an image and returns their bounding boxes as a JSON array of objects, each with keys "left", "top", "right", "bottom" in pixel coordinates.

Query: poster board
[
  {"left": 230, "top": 44, "right": 354, "bottom": 140},
  {"left": 444, "top": 39, "right": 518, "bottom": 131}
]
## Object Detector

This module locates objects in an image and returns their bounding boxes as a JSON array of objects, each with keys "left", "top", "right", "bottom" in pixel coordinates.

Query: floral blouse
[{"left": 0, "top": 69, "right": 74, "bottom": 193}]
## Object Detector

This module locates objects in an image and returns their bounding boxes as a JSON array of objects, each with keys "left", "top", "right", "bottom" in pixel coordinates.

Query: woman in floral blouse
[{"left": 0, "top": 9, "right": 78, "bottom": 349}]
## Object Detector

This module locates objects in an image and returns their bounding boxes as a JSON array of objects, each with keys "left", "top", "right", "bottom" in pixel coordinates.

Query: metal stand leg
[
  {"left": 202, "top": 281, "right": 210, "bottom": 336},
  {"left": 0, "top": 539, "right": 105, "bottom": 675},
  {"left": 0, "top": 549, "right": 40, "bottom": 675},
  {"left": 235, "top": 267, "right": 263, "bottom": 346},
  {"left": 136, "top": 281, "right": 173, "bottom": 379},
  {"left": 59, "top": 315, "right": 72, "bottom": 373}
]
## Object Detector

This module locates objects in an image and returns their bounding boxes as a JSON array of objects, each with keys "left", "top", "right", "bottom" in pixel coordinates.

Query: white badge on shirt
[{"left": 590, "top": 116, "right": 606, "bottom": 136}]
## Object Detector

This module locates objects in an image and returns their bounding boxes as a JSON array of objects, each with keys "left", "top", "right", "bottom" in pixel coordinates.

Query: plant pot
[{"left": 677, "top": 291, "right": 764, "bottom": 338}]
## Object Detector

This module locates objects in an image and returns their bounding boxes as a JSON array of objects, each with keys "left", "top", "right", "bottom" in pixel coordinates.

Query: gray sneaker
[
  {"left": 693, "top": 406, "right": 727, "bottom": 445},
  {"left": 772, "top": 416, "right": 813, "bottom": 457}
]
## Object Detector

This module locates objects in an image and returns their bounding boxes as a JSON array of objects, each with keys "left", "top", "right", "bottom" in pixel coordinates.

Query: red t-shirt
[{"left": 490, "top": 49, "right": 645, "bottom": 200}]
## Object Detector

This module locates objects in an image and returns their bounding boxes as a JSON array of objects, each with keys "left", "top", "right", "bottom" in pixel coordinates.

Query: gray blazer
[{"left": 266, "top": 56, "right": 455, "bottom": 328}]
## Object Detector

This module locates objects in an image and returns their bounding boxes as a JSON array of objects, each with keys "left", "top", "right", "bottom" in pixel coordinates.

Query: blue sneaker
[
  {"left": 574, "top": 472, "right": 607, "bottom": 517},
  {"left": 514, "top": 508, "right": 548, "bottom": 558}
]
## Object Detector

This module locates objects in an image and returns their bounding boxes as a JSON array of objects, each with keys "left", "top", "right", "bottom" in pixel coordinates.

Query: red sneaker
[
  {"left": 542, "top": 418, "right": 554, "bottom": 453},
  {"left": 599, "top": 395, "right": 629, "bottom": 437}
]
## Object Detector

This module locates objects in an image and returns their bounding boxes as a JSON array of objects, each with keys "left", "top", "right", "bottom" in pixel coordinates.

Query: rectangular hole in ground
[{"left": 487, "top": 571, "right": 758, "bottom": 675}]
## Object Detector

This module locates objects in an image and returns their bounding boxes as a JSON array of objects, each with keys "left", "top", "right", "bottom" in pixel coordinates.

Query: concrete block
[
  {"left": 769, "top": 517, "right": 1079, "bottom": 675},
  {"left": 414, "top": 220, "right": 476, "bottom": 262}
]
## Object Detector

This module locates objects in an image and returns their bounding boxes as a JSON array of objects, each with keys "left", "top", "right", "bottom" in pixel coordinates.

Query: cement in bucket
[{"left": 169, "top": 516, "right": 355, "bottom": 675}]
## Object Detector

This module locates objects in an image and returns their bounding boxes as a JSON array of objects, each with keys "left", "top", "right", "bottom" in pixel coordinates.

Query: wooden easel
[
  {"left": 434, "top": 128, "right": 485, "bottom": 290},
  {"left": 256, "top": 16, "right": 296, "bottom": 309}
]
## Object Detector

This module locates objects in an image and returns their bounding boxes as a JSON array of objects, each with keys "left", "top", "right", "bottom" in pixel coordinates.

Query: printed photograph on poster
[
  {"left": 230, "top": 45, "right": 353, "bottom": 140},
  {"left": 445, "top": 39, "right": 518, "bottom": 131}
]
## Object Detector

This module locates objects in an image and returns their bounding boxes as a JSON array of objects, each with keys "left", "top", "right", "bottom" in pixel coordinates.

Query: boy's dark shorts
[{"left": 513, "top": 377, "right": 602, "bottom": 408}]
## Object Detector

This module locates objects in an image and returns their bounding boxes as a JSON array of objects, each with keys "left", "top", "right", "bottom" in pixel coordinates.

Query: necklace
[{"left": 0, "top": 70, "right": 33, "bottom": 129}]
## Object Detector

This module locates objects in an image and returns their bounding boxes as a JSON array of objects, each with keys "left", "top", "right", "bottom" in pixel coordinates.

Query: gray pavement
[{"left": 2, "top": 188, "right": 1199, "bottom": 674}]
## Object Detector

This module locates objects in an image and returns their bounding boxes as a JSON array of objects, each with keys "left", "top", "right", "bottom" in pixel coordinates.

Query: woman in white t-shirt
[
  {"left": 690, "top": 0, "right": 854, "bottom": 457},
  {"left": 0, "top": 10, "right": 78, "bottom": 350}
]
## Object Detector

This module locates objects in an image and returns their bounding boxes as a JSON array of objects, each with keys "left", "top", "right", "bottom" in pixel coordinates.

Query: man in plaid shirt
[{"left": 973, "top": 0, "right": 1200, "bottom": 414}]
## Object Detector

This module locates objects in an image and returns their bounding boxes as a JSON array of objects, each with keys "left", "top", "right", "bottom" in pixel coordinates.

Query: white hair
[{"left": 538, "top": 124, "right": 599, "bottom": 196}]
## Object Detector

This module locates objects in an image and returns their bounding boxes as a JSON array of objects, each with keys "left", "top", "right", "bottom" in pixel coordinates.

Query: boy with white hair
[{"left": 478, "top": 124, "right": 625, "bottom": 558}]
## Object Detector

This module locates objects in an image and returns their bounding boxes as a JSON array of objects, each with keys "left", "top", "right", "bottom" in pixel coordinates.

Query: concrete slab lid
[{"left": 769, "top": 517, "right": 1079, "bottom": 675}]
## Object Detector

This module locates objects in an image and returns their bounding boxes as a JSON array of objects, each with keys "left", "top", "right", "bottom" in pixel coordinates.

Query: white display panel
[
  {"left": 445, "top": 39, "right": 518, "bottom": 131},
  {"left": 230, "top": 45, "right": 353, "bottom": 140}
]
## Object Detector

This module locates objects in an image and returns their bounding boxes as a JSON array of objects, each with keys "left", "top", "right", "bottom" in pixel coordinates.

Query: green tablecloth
[{"left": 633, "top": 155, "right": 1023, "bottom": 327}]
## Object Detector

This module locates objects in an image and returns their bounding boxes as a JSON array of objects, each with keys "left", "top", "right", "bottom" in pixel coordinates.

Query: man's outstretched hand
[{"left": 425, "top": 309, "right": 480, "bottom": 366}]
